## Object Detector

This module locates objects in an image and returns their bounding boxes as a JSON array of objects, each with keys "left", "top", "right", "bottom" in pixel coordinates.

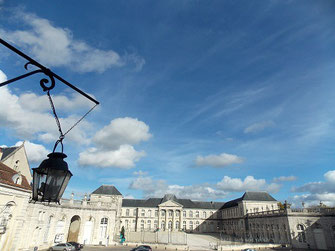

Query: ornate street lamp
[
  {"left": 0, "top": 38, "right": 99, "bottom": 203},
  {"left": 32, "top": 152, "right": 72, "bottom": 202}
]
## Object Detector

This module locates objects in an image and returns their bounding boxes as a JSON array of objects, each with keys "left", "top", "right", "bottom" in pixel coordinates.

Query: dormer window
[{"left": 12, "top": 173, "right": 22, "bottom": 185}]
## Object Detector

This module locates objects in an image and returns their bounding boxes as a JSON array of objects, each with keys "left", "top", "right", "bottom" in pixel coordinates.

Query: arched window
[
  {"left": 189, "top": 221, "right": 193, "bottom": 230},
  {"left": 196, "top": 211, "right": 199, "bottom": 218},
  {"left": 183, "top": 221, "right": 186, "bottom": 230},
  {"left": 189, "top": 211, "right": 193, "bottom": 218},
  {"left": 154, "top": 220, "right": 158, "bottom": 230},
  {"left": 147, "top": 220, "right": 151, "bottom": 230},
  {"left": 176, "top": 210, "right": 180, "bottom": 217},
  {"left": 195, "top": 221, "right": 199, "bottom": 230},
  {"left": 141, "top": 220, "right": 144, "bottom": 231},
  {"left": 161, "top": 221, "right": 165, "bottom": 230},
  {"left": 125, "top": 220, "right": 129, "bottom": 229},
  {"left": 161, "top": 210, "right": 165, "bottom": 217},
  {"left": 183, "top": 211, "right": 186, "bottom": 217},
  {"left": 148, "top": 210, "right": 152, "bottom": 217},
  {"left": 12, "top": 173, "right": 22, "bottom": 185},
  {"left": 133, "top": 209, "right": 137, "bottom": 216},
  {"left": 176, "top": 221, "right": 180, "bottom": 230},
  {"left": 168, "top": 220, "right": 172, "bottom": 230},
  {"left": 141, "top": 209, "right": 145, "bottom": 217},
  {"left": 297, "top": 224, "right": 306, "bottom": 243},
  {"left": 169, "top": 210, "right": 173, "bottom": 217},
  {"left": 203, "top": 211, "right": 207, "bottom": 218},
  {"left": 126, "top": 209, "right": 130, "bottom": 216}
]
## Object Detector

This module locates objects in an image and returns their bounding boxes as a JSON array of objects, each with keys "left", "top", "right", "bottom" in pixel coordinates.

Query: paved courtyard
[{"left": 78, "top": 245, "right": 301, "bottom": 251}]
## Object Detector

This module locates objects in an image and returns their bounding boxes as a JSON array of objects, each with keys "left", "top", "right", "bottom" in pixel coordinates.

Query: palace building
[{"left": 1, "top": 143, "right": 335, "bottom": 250}]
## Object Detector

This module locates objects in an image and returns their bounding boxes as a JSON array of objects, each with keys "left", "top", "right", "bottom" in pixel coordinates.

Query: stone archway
[{"left": 67, "top": 215, "right": 81, "bottom": 242}]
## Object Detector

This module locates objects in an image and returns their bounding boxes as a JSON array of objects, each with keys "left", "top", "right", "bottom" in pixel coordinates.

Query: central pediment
[{"left": 159, "top": 200, "right": 183, "bottom": 208}]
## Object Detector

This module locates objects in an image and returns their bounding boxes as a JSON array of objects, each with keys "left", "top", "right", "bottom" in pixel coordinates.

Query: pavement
[{"left": 78, "top": 245, "right": 306, "bottom": 251}]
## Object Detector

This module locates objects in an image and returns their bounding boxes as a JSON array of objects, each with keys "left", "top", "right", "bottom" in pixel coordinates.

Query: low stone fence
[
  {"left": 116, "top": 231, "right": 187, "bottom": 245},
  {"left": 217, "top": 243, "right": 284, "bottom": 250}
]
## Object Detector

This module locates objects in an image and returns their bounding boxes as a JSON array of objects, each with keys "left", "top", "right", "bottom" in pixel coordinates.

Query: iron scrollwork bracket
[{"left": 0, "top": 38, "right": 99, "bottom": 104}]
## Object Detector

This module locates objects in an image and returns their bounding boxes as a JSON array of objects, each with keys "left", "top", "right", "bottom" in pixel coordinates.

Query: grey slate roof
[
  {"left": 220, "top": 192, "right": 277, "bottom": 209},
  {"left": 0, "top": 146, "right": 20, "bottom": 161},
  {"left": 91, "top": 185, "right": 122, "bottom": 196},
  {"left": 122, "top": 194, "right": 225, "bottom": 209},
  {"left": 242, "top": 191, "right": 276, "bottom": 201}
]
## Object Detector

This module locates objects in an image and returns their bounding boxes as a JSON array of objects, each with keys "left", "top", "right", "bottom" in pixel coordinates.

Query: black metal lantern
[
  {"left": 32, "top": 152, "right": 72, "bottom": 203},
  {"left": 0, "top": 38, "right": 99, "bottom": 203}
]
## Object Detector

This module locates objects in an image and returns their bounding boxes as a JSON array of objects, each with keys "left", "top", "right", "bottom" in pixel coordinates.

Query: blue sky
[{"left": 1, "top": 0, "right": 335, "bottom": 206}]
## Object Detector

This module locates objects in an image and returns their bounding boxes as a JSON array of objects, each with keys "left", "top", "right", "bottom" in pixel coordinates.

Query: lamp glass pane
[
  {"left": 57, "top": 171, "right": 72, "bottom": 201},
  {"left": 44, "top": 169, "right": 66, "bottom": 202}
]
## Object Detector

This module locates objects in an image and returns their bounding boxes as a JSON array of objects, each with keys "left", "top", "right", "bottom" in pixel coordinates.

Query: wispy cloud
[
  {"left": 244, "top": 120, "right": 275, "bottom": 134},
  {"left": 0, "top": 11, "right": 144, "bottom": 73},
  {"left": 273, "top": 176, "right": 296, "bottom": 183}
]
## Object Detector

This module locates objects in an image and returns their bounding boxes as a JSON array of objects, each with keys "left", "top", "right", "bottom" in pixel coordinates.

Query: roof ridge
[{"left": 0, "top": 145, "right": 22, "bottom": 162}]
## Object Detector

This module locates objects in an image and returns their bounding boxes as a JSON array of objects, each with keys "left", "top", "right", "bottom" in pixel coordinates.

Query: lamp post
[{"left": 0, "top": 38, "right": 99, "bottom": 203}]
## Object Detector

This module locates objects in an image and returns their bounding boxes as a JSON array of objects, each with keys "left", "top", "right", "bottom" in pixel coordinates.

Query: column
[
  {"left": 172, "top": 210, "right": 175, "bottom": 231},
  {"left": 165, "top": 209, "right": 168, "bottom": 231},
  {"left": 158, "top": 208, "right": 161, "bottom": 230},
  {"left": 180, "top": 209, "right": 183, "bottom": 231}
]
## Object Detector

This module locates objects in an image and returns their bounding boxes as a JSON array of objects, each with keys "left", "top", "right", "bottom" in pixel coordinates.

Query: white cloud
[
  {"left": 93, "top": 117, "right": 152, "bottom": 150},
  {"left": 18, "top": 92, "right": 93, "bottom": 112},
  {"left": 217, "top": 176, "right": 280, "bottom": 193},
  {"left": 325, "top": 170, "right": 335, "bottom": 183},
  {"left": 273, "top": 175, "right": 297, "bottom": 183},
  {"left": 292, "top": 170, "right": 335, "bottom": 194},
  {"left": 244, "top": 120, "right": 275, "bottom": 134},
  {"left": 15, "top": 140, "right": 49, "bottom": 163},
  {"left": 78, "top": 117, "right": 151, "bottom": 168},
  {"left": 0, "top": 72, "right": 93, "bottom": 144},
  {"left": 195, "top": 153, "right": 243, "bottom": 168},
  {"left": 78, "top": 145, "right": 146, "bottom": 169},
  {"left": 0, "top": 69, "right": 6, "bottom": 82},
  {"left": 0, "top": 12, "right": 144, "bottom": 73},
  {"left": 290, "top": 170, "right": 335, "bottom": 206},
  {"left": 290, "top": 193, "right": 335, "bottom": 207},
  {"left": 129, "top": 176, "right": 227, "bottom": 200}
]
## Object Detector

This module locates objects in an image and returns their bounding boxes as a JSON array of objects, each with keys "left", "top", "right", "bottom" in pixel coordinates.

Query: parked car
[
  {"left": 131, "top": 245, "right": 152, "bottom": 251},
  {"left": 242, "top": 249, "right": 256, "bottom": 251},
  {"left": 49, "top": 243, "right": 75, "bottom": 251},
  {"left": 67, "top": 242, "right": 83, "bottom": 250}
]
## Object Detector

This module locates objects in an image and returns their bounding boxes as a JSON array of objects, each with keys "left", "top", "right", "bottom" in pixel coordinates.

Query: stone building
[
  {"left": 219, "top": 192, "right": 335, "bottom": 250},
  {"left": 1, "top": 143, "right": 335, "bottom": 250},
  {"left": 120, "top": 194, "right": 223, "bottom": 232}
]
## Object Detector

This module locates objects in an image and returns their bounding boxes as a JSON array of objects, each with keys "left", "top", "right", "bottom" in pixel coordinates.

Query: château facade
[{"left": 1, "top": 143, "right": 335, "bottom": 250}]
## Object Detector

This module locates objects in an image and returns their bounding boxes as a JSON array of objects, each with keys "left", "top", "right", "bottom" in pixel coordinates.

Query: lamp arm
[{"left": 0, "top": 38, "right": 99, "bottom": 105}]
